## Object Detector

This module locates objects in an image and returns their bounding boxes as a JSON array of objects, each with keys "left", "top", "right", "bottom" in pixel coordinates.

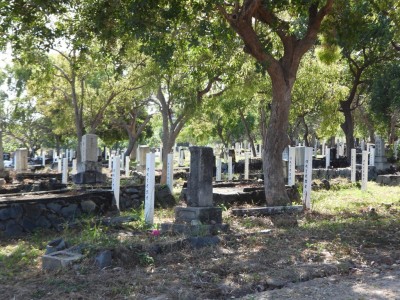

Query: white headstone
[
  {"left": 228, "top": 156, "right": 233, "bottom": 181},
  {"left": 108, "top": 154, "right": 114, "bottom": 171},
  {"left": 72, "top": 159, "right": 77, "bottom": 174},
  {"left": 288, "top": 146, "right": 296, "bottom": 186},
  {"left": 244, "top": 152, "right": 249, "bottom": 180},
  {"left": 81, "top": 134, "right": 98, "bottom": 162},
  {"left": 125, "top": 156, "right": 130, "bottom": 176},
  {"left": 361, "top": 140, "right": 365, "bottom": 151},
  {"left": 57, "top": 157, "right": 62, "bottom": 173},
  {"left": 325, "top": 147, "right": 330, "bottom": 169},
  {"left": 145, "top": 153, "right": 155, "bottom": 225},
  {"left": 369, "top": 146, "right": 375, "bottom": 166},
  {"left": 361, "top": 150, "right": 368, "bottom": 191},
  {"left": 42, "top": 152, "right": 46, "bottom": 166},
  {"left": 321, "top": 141, "right": 326, "bottom": 156},
  {"left": 62, "top": 158, "right": 68, "bottom": 184},
  {"left": 166, "top": 153, "right": 174, "bottom": 192},
  {"left": 216, "top": 156, "right": 222, "bottom": 181},
  {"left": 178, "top": 147, "right": 185, "bottom": 166},
  {"left": 351, "top": 148, "right": 356, "bottom": 182},
  {"left": 14, "top": 148, "right": 28, "bottom": 172},
  {"left": 394, "top": 140, "right": 399, "bottom": 160},
  {"left": 303, "top": 147, "right": 313, "bottom": 209},
  {"left": 112, "top": 156, "right": 120, "bottom": 210},
  {"left": 282, "top": 147, "right": 289, "bottom": 161}
]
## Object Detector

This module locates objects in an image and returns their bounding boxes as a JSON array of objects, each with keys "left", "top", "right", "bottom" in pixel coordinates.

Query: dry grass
[{"left": 1, "top": 182, "right": 400, "bottom": 299}]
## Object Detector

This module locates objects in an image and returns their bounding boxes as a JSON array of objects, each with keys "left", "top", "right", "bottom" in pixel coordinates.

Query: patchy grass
[{"left": 1, "top": 182, "right": 400, "bottom": 299}]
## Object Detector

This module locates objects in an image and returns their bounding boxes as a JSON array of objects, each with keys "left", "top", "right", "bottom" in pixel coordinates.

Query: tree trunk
[
  {"left": 340, "top": 100, "right": 354, "bottom": 163},
  {"left": 263, "top": 77, "right": 292, "bottom": 206},
  {"left": 239, "top": 109, "right": 257, "bottom": 157},
  {"left": 0, "top": 130, "right": 4, "bottom": 171},
  {"left": 301, "top": 116, "right": 309, "bottom": 147},
  {"left": 160, "top": 134, "right": 174, "bottom": 184}
]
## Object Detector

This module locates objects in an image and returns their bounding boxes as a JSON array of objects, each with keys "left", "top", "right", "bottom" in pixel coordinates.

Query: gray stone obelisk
[{"left": 175, "top": 146, "right": 222, "bottom": 224}]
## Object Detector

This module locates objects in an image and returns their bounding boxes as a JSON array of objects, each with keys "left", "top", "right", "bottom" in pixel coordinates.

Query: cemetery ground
[{"left": 1, "top": 181, "right": 400, "bottom": 299}]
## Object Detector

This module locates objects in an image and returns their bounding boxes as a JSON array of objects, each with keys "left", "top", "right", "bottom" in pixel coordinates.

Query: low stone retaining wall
[
  {"left": 0, "top": 190, "right": 113, "bottom": 237},
  {"left": 376, "top": 174, "right": 400, "bottom": 186},
  {"left": 311, "top": 167, "right": 378, "bottom": 181},
  {"left": 0, "top": 184, "right": 177, "bottom": 237}
]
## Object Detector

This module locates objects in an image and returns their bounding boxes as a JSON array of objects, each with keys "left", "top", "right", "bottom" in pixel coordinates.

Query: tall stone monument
[
  {"left": 175, "top": 146, "right": 222, "bottom": 223},
  {"left": 374, "top": 136, "right": 390, "bottom": 170},
  {"left": 73, "top": 134, "right": 106, "bottom": 184}
]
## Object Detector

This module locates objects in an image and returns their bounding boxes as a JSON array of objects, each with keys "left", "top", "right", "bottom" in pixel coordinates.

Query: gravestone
[
  {"left": 14, "top": 148, "right": 28, "bottom": 172},
  {"left": 72, "top": 134, "right": 106, "bottom": 184},
  {"left": 295, "top": 146, "right": 305, "bottom": 171},
  {"left": 374, "top": 136, "right": 390, "bottom": 170},
  {"left": 175, "top": 146, "right": 222, "bottom": 224},
  {"left": 137, "top": 145, "right": 150, "bottom": 172}
]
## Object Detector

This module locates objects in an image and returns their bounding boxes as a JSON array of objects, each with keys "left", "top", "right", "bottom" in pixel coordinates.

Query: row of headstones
[{"left": 288, "top": 146, "right": 372, "bottom": 200}]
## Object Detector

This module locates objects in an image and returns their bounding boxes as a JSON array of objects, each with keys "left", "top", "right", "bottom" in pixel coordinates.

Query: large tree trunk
[
  {"left": 263, "top": 76, "right": 292, "bottom": 206},
  {"left": 160, "top": 133, "right": 175, "bottom": 184},
  {"left": 0, "top": 130, "right": 4, "bottom": 171},
  {"left": 340, "top": 100, "right": 354, "bottom": 163},
  {"left": 239, "top": 109, "right": 257, "bottom": 157}
]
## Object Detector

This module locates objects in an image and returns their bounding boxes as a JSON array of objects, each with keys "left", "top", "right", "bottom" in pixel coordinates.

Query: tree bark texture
[{"left": 218, "top": 0, "right": 333, "bottom": 206}]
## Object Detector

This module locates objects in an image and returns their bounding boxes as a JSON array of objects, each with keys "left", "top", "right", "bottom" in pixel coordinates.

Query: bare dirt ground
[
  {"left": 240, "top": 267, "right": 400, "bottom": 299},
  {"left": 2, "top": 211, "right": 400, "bottom": 300}
]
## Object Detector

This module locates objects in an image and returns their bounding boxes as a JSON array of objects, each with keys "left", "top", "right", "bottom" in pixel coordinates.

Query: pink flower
[{"left": 151, "top": 229, "right": 160, "bottom": 236}]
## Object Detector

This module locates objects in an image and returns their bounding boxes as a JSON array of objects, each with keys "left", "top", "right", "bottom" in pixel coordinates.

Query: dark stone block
[
  {"left": 45, "top": 238, "right": 67, "bottom": 255},
  {"left": 155, "top": 185, "right": 176, "bottom": 208},
  {"left": 125, "top": 188, "right": 139, "bottom": 193},
  {"left": 47, "top": 203, "right": 62, "bottom": 214},
  {"left": 61, "top": 204, "right": 78, "bottom": 219},
  {"left": 5, "top": 220, "right": 23, "bottom": 237},
  {"left": 0, "top": 205, "right": 23, "bottom": 221},
  {"left": 37, "top": 216, "right": 51, "bottom": 229},
  {"left": 72, "top": 171, "right": 106, "bottom": 184},
  {"left": 188, "top": 236, "right": 220, "bottom": 248},
  {"left": 81, "top": 200, "right": 97, "bottom": 214},
  {"left": 187, "top": 146, "right": 214, "bottom": 207},
  {"left": 21, "top": 217, "right": 38, "bottom": 232},
  {"left": 95, "top": 250, "right": 112, "bottom": 269},
  {"left": 175, "top": 206, "right": 222, "bottom": 224},
  {"left": 23, "top": 204, "right": 43, "bottom": 219}
]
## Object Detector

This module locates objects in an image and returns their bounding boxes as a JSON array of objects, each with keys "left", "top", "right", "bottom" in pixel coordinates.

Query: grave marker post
[
  {"left": 216, "top": 156, "right": 222, "bottom": 181},
  {"left": 351, "top": 148, "right": 356, "bottom": 182},
  {"left": 125, "top": 156, "right": 130, "bottom": 176},
  {"left": 288, "top": 146, "right": 296, "bottom": 186},
  {"left": 228, "top": 156, "right": 233, "bottom": 181},
  {"left": 166, "top": 153, "right": 174, "bottom": 192},
  {"left": 62, "top": 158, "right": 68, "bottom": 184},
  {"left": 302, "top": 147, "right": 313, "bottom": 209},
  {"left": 112, "top": 156, "right": 120, "bottom": 210},
  {"left": 369, "top": 146, "right": 375, "bottom": 166},
  {"left": 144, "top": 152, "right": 155, "bottom": 224},
  {"left": 361, "top": 150, "right": 368, "bottom": 191},
  {"left": 325, "top": 147, "right": 330, "bottom": 169}
]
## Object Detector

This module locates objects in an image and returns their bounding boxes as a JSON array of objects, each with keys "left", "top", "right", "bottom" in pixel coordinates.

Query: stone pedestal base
[
  {"left": 72, "top": 161, "right": 106, "bottom": 184},
  {"left": 375, "top": 157, "right": 390, "bottom": 171},
  {"left": 175, "top": 206, "right": 222, "bottom": 224},
  {"left": 161, "top": 223, "right": 229, "bottom": 235}
]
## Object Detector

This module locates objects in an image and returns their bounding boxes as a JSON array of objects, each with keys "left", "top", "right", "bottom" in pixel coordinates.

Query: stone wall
[
  {"left": 0, "top": 191, "right": 113, "bottom": 237},
  {"left": 312, "top": 167, "right": 378, "bottom": 181},
  {"left": 0, "top": 185, "right": 176, "bottom": 237}
]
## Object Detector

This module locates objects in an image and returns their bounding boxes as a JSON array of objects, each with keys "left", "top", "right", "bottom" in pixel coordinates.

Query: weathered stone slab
[
  {"left": 175, "top": 206, "right": 222, "bottom": 224},
  {"left": 42, "top": 250, "right": 84, "bottom": 270},
  {"left": 186, "top": 146, "right": 214, "bottom": 207},
  {"left": 231, "top": 205, "right": 303, "bottom": 217},
  {"left": 161, "top": 223, "right": 229, "bottom": 235}
]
